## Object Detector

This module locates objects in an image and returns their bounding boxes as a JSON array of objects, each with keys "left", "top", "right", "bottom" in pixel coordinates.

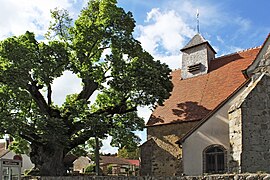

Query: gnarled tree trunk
[{"left": 30, "top": 142, "right": 67, "bottom": 176}]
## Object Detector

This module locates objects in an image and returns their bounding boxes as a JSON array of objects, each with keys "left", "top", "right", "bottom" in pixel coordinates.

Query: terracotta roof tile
[
  {"left": 100, "top": 156, "right": 137, "bottom": 166},
  {"left": 125, "top": 159, "right": 140, "bottom": 167},
  {"left": 147, "top": 47, "right": 261, "bottom": 126}
]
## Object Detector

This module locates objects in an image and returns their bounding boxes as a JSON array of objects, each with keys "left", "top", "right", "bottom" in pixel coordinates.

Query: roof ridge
[{"left": 215, "top": 46, "right": 262, "bottom": 60}]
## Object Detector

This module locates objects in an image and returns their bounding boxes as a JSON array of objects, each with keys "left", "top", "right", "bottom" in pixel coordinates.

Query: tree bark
[{"left": 30, "top": 142, "right": 67, "bottom": 176}]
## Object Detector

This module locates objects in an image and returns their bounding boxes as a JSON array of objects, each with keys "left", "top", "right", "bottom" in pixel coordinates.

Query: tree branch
[
  {"left": 88, "top": 46, "right": 110, "bottom": 60},
  {"left": 47, "top": 84, "right": 52, "bottom": 106},
  {"left": 27, "top": 82, "right": 50, "bottom": 116},
  {"left": 91, "top": 105, "right": 137, "bottom": 116},
  {"left": 77, "top": 78, "right": 98, "bottom": 101},
  {"left": 67, "top": 129, "right": 95, "bottom": 152},
  {"left": 86, "top": 39, "right": 99, "bottom": 59},
  {"left": 19, "top": 133, "right": 43, "bottom": 146}
]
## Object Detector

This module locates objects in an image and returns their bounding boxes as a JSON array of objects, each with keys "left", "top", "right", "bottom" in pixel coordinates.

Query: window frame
[{"left": 203, "top": 144, "right": 227, "bottom": 174}]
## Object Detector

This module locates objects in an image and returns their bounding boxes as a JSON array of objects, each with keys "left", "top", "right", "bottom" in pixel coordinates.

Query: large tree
[{"left": 0, "top": 0, "right": 172, "bottom": 176}]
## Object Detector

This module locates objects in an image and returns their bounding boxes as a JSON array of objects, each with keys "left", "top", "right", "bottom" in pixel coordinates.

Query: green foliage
[
  {"left": 117, "top": 146, "right": 139, "bottom": 159},
  {"left": 107, "top": 164, "right": 113, "bottom": 174},
  {"left": 24, "top": 169, "right": 32, "bottom": 176},
  {"left": 70, "top": 137, "right": 103, "bottom": 157},
  {"left": 0, "top": 0, "right": 173, "bottom": 175},
  {"left": 9, "top": 136, "right": 30, "bottom": 155},
  {"left": 84, "top": 164, "right": 95, "bottom": 174}
]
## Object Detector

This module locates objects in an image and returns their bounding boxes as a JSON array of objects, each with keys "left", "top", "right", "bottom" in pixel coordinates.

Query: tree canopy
[
  {"left": 117, "top": 146, "right": 139, "bottom": 160},
  {"left": 0, "top": 0, "right": 172, "bottom": 176}
]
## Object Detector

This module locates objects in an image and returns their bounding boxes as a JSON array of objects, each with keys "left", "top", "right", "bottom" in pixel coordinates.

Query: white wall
[
  {"left": 182, "top": 85, "right": 247, "bottom": 175},
  {"left": 1, "top": 151, "right": 34, "bottom": 174}
]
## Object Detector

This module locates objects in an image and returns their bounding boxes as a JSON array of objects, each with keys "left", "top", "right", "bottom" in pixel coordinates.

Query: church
[{"left": 140, "top": 33, "right": 270, "bottom": 176}]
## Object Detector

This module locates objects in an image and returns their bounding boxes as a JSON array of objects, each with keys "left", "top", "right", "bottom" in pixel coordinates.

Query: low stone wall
[{"left": 22, "top": 174, "right": 270, "bottom": 180}]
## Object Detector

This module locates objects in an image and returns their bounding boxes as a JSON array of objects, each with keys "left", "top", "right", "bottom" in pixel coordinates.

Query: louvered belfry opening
[{"left": 188, "top": 63, "right": 201, "bottom": 73}]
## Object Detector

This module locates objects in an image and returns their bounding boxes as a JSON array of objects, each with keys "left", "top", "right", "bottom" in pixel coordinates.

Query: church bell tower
[{"left": 180, "top": 34, "right": 216, "bottom": 79}]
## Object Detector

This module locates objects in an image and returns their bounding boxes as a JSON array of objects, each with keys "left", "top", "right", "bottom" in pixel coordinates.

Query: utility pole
[{"left": 94, "top": 136, "right": 101, "bottom": 176}]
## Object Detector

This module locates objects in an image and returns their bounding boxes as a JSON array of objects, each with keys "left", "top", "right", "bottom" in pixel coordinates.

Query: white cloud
[
  {"left": 137, "top": 8, "right": 195, "bottom": 69},
  {"left": 228, "top": 46, "right": 243, "bottom": 53},
  {"left": 167, "top": 1, "right": 224, "bottom": 27},
  {"left": 157, "top": 54, "right": 182, "bottom": 70},
  {"left": 137, "top": 106, "right": 152, "bottom": 123},
  {"left": 100, "top": 136, "right": 118, "bottom": 154},
  {"left": 52, "top": 71, "right": 82, "bottom": 106},
  {"left": 216, "top": 35, "right": 224, "bottom": 44},
  {"left": 234, "top": 17, "right": 251, "bottom": 32},
  {"left": 0, "top": 0, "right": 80, "bottom": 40}
]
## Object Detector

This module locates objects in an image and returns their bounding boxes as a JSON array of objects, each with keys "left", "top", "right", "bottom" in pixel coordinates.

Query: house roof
[
  {"left": 100, "top": 156, "right": 139, "bottom": 166},
  {"left": 125, "top": 159, "right": 140, "bottom": 167},
  {"left": 147, "top": 47, "right": 261, "bottom": 127},
  {"left": 0, "top": 142, "right": 9, "bottom": 158},
  {"left": 63, "top": 154, "right": 78, "bottom": 166}
]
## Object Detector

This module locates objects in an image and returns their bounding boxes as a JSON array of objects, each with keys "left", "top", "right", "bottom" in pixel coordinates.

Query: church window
[{"left": 203, "top": 145, "right": 226, "bottom": 174}]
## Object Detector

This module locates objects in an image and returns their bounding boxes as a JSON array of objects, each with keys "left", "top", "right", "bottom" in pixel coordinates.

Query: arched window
[{"left": 203, "top": 145, "right": 226, "bottom": 174}]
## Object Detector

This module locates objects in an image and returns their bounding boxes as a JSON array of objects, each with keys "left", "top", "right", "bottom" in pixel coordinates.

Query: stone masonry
[
  {"left": 140, "top": 121, "right": 198, "bottom": 176},
  {"left": 229, "top": 45, "right": 270, "bottom": 173}
]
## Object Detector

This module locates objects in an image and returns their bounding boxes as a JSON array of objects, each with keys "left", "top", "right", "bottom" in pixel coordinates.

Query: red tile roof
[
  {"left": 125, "top": 159, "right": 140, "bottom": 167},
  {"left": 100, "top": 156, "right": 139, "bottom": 166},
  {"left": 147, "top": 47, "right": 261, "bottom": 126}
]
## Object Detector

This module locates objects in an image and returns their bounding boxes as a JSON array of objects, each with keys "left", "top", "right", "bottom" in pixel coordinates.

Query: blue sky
[{"left": 0, "top": 0, "right": 269, "bottom": 153}]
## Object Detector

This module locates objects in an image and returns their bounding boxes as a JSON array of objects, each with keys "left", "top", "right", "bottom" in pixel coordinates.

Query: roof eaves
[
  {"left": 180, "top": 41, "right": 216, "bottom": 54},
  {"left": 145, "top": 118, "right": 202, "bottom": 128},
  {"left": 176, "top": 78, "right": 251, "bottom": 145}
]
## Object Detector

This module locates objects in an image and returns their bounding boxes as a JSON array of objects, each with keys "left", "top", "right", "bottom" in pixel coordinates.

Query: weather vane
[{"left": 196, "top": 9, "right": 200, "bottom": 33}]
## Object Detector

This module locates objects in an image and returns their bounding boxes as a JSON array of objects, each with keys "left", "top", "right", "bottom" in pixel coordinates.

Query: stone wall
[
  {"left": 241, "top": 75, "right": 270, "bottom": 173},
  {"left": 22, "top": 174, "right": 270, "bottom": 180},
  {"left": 228, "top": 107, "right": 242, "bottom": 173},
  {"left": 140, "top": 121, "right": 198, "bottom": 176},
  {"left": 229, "top": 74, "right": 270, "bottom": 173}
]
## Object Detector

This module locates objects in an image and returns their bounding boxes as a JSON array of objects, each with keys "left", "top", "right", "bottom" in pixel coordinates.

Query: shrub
[
  {"left": 84, "top": 164, "right": 95, "bottom": 174},
  {"left": 107, "top": 164, "right": 113, "bottom": 174}
]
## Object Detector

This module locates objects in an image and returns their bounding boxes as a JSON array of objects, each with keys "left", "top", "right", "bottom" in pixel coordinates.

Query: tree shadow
[
  {"left": 147, "top": 115, "right": 164, "bottom": 125},
  {"left": 171, "top": 101, "right": 211, "bottom": 122}
]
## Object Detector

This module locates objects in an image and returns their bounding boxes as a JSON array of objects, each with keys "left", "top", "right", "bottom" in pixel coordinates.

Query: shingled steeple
[{"left": 180, "top": 34, "right": 216, "bottom": 79}]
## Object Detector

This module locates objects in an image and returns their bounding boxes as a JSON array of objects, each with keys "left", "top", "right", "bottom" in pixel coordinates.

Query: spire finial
[{"left": 196, "top": 9, "right": 200, "bottom": 33}]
